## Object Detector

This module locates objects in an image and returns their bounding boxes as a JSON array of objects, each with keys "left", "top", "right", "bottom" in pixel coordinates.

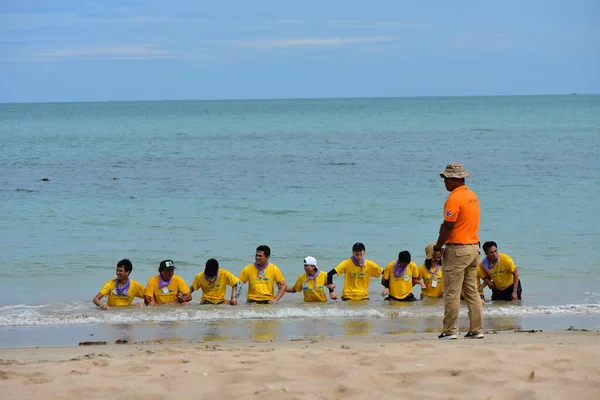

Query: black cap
[
  {"left": 352, "top": 242, "right": 366, "bottom": 251},
  {"left": 159, "top": 259, "right": 176, "bottom": 270}
]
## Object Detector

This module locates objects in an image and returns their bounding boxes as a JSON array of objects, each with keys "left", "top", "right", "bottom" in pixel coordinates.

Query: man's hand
[
  {"left": 268, "top": 298, "right": 278, "bottom": 305},
  {"left": 99, "top": 303, "right": 108, "bottom": 310},
  {"left": 511, "top": 292, "right": 518, "bottom": 301},
  {"left": 230, "top": 298, "right": 238, "bottom": 305},
  {"left": 381, "top": 288, "right": 389, "bottom": 297},
  {"left": 326, "top": 283, "right": 336, "bottom": 291},
  {"left": 329, "top": 291, "right": 338, "bottom": 300},
  {"left": 177, "top": 293, "right": 185, "bottom": 303}
]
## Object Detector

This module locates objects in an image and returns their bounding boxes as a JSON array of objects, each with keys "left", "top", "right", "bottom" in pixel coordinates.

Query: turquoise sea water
[{"left": 1, "top": 96, "right": 599, "bottom": 347}]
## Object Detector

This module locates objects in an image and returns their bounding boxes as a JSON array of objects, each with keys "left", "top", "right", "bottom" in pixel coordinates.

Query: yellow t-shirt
[
  {"left": 191, "top": 269, "right": 239, "bottom": 304},
  {"left": 292, "top": 271, "right": 328, "bottom": 302},
  {"left": 238, "top": 263, "right": 285, "bottom": 302},
  {"left": 334, "top": 258, "right": 383, "bottom": 300},
  {"left": 99, "top": 278, "right": 145, "bottom": 306},
  {"left": 144, "top": 275, "right": 191, "bottom": 305},
  {"left": 383, "top": 261, "right": 419, "bottom": 299},
  {"left": 477, "top": 253, "right": 516, "bottom": 291},
  {"left": 418, "top": 263, "right": 443, "bottom": 298}
]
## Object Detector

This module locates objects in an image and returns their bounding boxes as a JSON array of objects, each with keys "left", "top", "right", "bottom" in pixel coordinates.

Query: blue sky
[{"left": 1, "top": 0, "right": 598, "bottom": 102}]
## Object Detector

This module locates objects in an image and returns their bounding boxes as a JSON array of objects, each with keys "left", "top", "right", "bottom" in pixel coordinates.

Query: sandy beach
[{"left": 2, "top": 330, "right": 599, "bottom": 400}]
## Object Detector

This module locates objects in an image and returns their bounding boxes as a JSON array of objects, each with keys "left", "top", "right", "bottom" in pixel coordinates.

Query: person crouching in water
[
  {"left": 419, "top": 244, "right": 443, "bottom": 299},
  {"left": 381, "top": 250, "right": 424, "bottom": 301},
  {"left": 144, "top": 260, "right": 192, "bottom": 306},
  {"left": 93, "top": 259, "right": 145, "bottom": 309},
  {"left": 190, "top": 258, "right": 241, "bottom": 305},
  {"left": 286, "top": 256, "right": 330, "bottom": 302}
]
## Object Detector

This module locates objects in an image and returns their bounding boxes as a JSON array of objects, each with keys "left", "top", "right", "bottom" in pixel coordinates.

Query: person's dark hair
[
  {"left": 397, "top": 251, "right": 411, "bottom": 264},
  {"left": 256, "top": 245, "right": 271, "bottom": 257},
  {"left": 483, "top": 241, "right": 498, "bottom": 254},
  {"left": 204, "top": 258, "right": 219, "bottom": 277},
  {"left": 117, "top": 259, "right": 133, "bottom": 273},
  {"left": 425, "top": 259, "right": 432, "bottom": 269}
]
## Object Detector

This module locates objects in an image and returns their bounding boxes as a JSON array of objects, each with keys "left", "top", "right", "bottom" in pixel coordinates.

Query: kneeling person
[
  {"left": 93, "top": 259, "right": 145, "bottom": 310},
  {"left": 144, "top": 260, "right": 192, "bottom": 306},
  {"left": 381, "top": 250, "right": 423, "bottom": 301},
  {"left": 190, "top": 258, "right": 240, "bottom": 305},
  {"left": 286, "top": 256, "right": 329, "bottom": 302},
  {"left": 478, "top": 241, "right": 522, "bottom": 301}
]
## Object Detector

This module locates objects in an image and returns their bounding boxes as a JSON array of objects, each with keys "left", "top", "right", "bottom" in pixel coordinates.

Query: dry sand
[{"left": 1, "top": 330, "right": 599, "bottom": 400}]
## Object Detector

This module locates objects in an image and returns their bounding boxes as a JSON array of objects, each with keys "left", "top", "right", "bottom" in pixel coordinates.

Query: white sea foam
[{"left": 0, "top": 302, "right": 598, "bottom": 327}]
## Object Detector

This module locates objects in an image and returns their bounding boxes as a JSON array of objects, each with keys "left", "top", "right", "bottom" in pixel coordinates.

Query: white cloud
[{"left": 231, "top": 36, "right": 398, "bottom": 49}]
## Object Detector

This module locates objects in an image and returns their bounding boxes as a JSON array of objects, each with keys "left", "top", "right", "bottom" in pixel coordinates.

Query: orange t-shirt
[{"left": 443, "top": 185, "right": 480, "bottom": 244}]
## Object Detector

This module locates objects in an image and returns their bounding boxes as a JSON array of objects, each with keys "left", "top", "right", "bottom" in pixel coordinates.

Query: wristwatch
[{"left": 433, "top": 245, "right": 442, "bottom": 252}]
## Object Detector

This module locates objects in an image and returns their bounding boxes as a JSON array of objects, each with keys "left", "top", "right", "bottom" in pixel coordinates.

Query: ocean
[{"left": 1, "top": 95, "right": 599, "bottom": 347}]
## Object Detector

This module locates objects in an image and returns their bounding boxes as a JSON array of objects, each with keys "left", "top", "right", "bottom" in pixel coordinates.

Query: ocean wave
[{"left": 0, "top": 302, "right": 598, "bottom": 327}]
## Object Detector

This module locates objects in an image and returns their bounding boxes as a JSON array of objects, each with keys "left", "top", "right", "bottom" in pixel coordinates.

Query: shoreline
[{"left": 1, "top": 330, "right": 599, "bottom": 399}]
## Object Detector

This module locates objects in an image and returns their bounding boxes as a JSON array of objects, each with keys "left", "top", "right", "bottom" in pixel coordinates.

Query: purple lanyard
[
  {"left": 159, "top": 275, "right": 172, "bottom": 288},
  {"left": 204, "top": 271, "right": 218, "bottom": 285},
  {"left": 428, "top": 265, "right": 441, "bottom": 278},
  {"left": 351, "top": 256, "right": 364, "bottom": 267},
  {"left": 482, "top": 257, "right": 497, "bottom": 271},
  {"left": 115, "top": 278, "right": 130, "bottom": 295},
  {"left": 305, "top": 268, "right": 320, "bottom": 283},
  {"left": 393, "top": 261, "right": 408, "bottom": 278},
  {"left": 255, "top": 262, "right": 269, "bottom": 277}
]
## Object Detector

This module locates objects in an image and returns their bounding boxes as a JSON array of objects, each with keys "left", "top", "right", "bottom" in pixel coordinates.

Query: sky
[{"left": 0, "top": 0, "right": 599, "bottom": 102}]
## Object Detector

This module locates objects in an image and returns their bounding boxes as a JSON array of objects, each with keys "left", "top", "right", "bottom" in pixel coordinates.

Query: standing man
[
  {"left": 477, "top": 241, "right": 522, "bottom": 301},
  {"left": 286, "top": 256, "right": 329, "bottom": 302},
  {"left": 327, "top": 243, "right": 383, "bottom": 301},
  {"left": 144, "top": 260, "right": 192, "bottom": 306},
  {"left": 432, "top": 163, "right": 484, "bottom": 340},
  {"left": 93, "top": 259, "right": 146, "bottom": 309},
  {"left": 190, "top": 258, "right": 241, "bottom": 305},
  {"left": 238, "top": 245, "right": 287, "bottom": 304}
]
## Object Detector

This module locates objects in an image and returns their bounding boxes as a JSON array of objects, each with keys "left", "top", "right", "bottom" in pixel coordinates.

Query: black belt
[{"left": 446, "top": 242, "right": 480, "bottom": 247}]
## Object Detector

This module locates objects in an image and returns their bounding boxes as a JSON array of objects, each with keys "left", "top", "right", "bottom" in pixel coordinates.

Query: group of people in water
[{"left": 92, "top": 241, "right": 522, "bottom": 309}]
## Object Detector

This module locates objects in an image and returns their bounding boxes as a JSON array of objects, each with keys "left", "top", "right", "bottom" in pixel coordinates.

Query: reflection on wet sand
[
  {"left": 343, "top": 319, "right": 371, "bottom": 336},
  {"left": 250, "top": 320, "right": 279, "bottom": 341},
  {"left": 203, "top": 321, "right": 232, "bottom": 342}
]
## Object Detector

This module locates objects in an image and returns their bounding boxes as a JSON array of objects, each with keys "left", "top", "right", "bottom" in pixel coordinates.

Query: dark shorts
[
  {"left": 491, "top": 280, "right": 523, "bottom": 301},
  {"left": 385, "top": 293, "right": 417, "bottom": 302},
  {"left": 247, "top": 299, "right": 270, "bottom": 304},
  {"left": 342, "top": 297, "right": 369, "bottom": 301},
  {"left": 201, "top": 300, "right": 224, "bottom": 305}
]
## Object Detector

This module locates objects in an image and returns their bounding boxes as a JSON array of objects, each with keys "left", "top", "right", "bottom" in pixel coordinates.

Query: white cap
[{"left": 303, "top": 256, "right": 318, "bottom": 267}]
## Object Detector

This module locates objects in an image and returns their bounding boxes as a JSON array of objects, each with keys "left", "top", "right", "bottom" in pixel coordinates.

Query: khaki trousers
[{"left": 442, "top": 245, "right": 483, "bottom": 335}]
